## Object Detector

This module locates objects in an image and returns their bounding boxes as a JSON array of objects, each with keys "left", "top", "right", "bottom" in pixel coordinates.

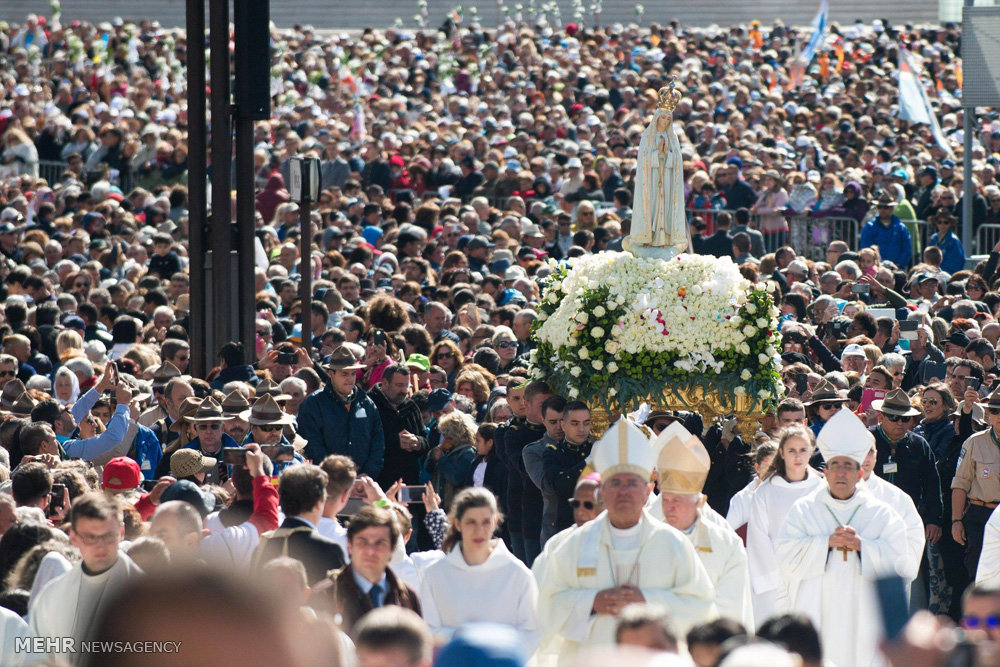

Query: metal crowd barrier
[
  {"left": 36, "top": 159, "right": 136, "bottom": 193},
  {"left": 788, "top": 215, "right": 860, "bottom": 262},
  {"left": 979, "top": 224, "right": 1000, "bottom": 255}
]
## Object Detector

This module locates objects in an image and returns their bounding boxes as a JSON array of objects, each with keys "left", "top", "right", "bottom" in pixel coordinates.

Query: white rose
[
  {"left": 593, "top": 305, "right": 606, "bottom": 317},
  {"left": 609, "top": 387, "right": 617, "bottom": 396},
  {"left": 758, "top": 353, "right": 769, "bottom": 364},
  {"left": 592, "top": 360, "right": 604, "bottom": 371},
  {"left": 756, "top": 318, "right": 768, "bottom": 328},
  {"left": 745, "top": 303, "right": 757, "bottom": 314},
  {"left": 734, "top": 386, "right": 747, "bottom": 397},
  {"left": 579, "top": 347, "right": 589, "bottom": 359},
  {"left": 758, "top": 389, "right": 771, "bottom": 400},
  {"left": 570, "top": 366, "right": 582, "bottom": 377},
  {"left": 591, "top": 327, "right": 605, "bottom": 338},
  {"left": 605, "top": 341, "right": 619, "bottom": 354},
  {"left": 741, "top": 369, "right": 752, "bottom": 381},
  {"left": 568, "top": 388, "right": 579, "bottom": 398},
  {"left": 607, "top": 361, "right": 619, "bottom": 373},
  {"left": 577, "top": 312, "right": 589, "bottom": 324},
  {"left": 743, "top": 325, "right": 757, "bottom": 337}
]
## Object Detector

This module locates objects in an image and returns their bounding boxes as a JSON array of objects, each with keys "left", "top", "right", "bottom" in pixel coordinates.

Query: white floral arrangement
[{"left": 529, "top": 252, "right": 784, "bottom": 412}]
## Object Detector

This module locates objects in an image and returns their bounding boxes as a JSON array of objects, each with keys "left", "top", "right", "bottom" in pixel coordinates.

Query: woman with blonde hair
[
  {"left": 574, "top": 201, "right": 597, "bottom": 231},
  {"left": 424, "top": 411, "right": 478, "bottom": 509},
  {"left": 55, "top": 330, "right": 86, "bottom": 364},
  {"left": 418, "top": 487, "right": 538, "bottom": 646}
]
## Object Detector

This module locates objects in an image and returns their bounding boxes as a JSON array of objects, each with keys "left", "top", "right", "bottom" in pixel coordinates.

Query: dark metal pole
[
  {"left": 234, "top": 114, "right": 257, "bottom": 362},
  {"left": 209, "top": 0, "right": 233, "bottom": 357},
  {"left": 299, "top": 197, "right": 312, "bottom": 358},
  {"left": 962, "top": 0, "right": 975, "bottom": 257},
  {"left": 186, "top": 0, "right": 207, "bottom": 378}
]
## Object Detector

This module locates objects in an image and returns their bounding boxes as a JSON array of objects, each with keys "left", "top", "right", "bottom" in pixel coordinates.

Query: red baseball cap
[{"left": 102, "top": 457, "right": 141, "bottom": 491}]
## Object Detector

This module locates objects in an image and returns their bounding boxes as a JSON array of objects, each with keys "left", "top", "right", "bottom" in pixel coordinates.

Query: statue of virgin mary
[{"left": 623, "top": 83, "right": 690, "bottom": 260}]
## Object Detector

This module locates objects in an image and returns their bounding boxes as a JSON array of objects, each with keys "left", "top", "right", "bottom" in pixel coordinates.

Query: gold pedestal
[{"left": 590, "top": 388, "right": 763, "bottom": 442}]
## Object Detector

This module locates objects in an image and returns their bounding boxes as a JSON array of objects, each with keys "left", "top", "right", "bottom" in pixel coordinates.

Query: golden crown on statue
[{"left": 656, "top": 78, "right": 682, "bottom": 113}]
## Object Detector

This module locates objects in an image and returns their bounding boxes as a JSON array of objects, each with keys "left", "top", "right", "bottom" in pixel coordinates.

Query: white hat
[
  {"left": 567, "top": 157, "right": 583, "bottom": 169},
  {"left": 590, "top": 418, "right": 655, "bottom": 482},
  {"left": 653, "top": 423, "right": 710, "bottom": 494},
  {"left": 504, "top": 266, "right": 527, "bottom": 282},
  {"left": 816, "top": 409, "right": 873, "bottom": 465},
  {"left": 841, "top": 343, "right": 866, "bottom": 358}
]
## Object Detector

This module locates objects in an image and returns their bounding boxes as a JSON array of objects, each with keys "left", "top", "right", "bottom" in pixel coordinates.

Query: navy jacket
[
  {"left": 870, "top": 425, "right": 943, "bottom": 527},
  {"left": 299, "top": 385, "right": 385, "bottom": 478}
]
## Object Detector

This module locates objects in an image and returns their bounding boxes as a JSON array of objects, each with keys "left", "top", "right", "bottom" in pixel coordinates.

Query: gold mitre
[
  {"left": 654, "top": 422, "right": 710, "bottom": 495},
  {"left": 591, "top": 417, "right": 655, "bottom": 482}
]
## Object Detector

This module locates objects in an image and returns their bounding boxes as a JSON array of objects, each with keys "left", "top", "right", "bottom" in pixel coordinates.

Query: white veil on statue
[{"left": 625, "top": 83, "right": 690, "bottom": 260}]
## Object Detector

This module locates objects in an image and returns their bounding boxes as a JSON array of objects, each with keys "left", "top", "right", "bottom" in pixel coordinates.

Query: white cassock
[
  {"left": 726, "top": 478, "right": 760, "bottom": 531},
  {"left": 28, "top": 553, "right": 144, "bottom": 664},
  {"left": 1, "top": 607, "right": 33, "bottom": 667},
  {"left": 976, "top": 505, "right": 1000, "bottom": 587},
  {"left": 861, "top": 474, "right": 925, "bottom": 587},
  {"left": 536, "top": 510, "right": 716, "bottom": 664},
  {"left": 684, "top": 509, "right": 754, "bottom": 629},
  {"left": 532, "top": 524, "right": 582, "bottom": 667},
  {"left": 746, "top": 470, "right": 824, "bottom": 624},
  {"left": 419, "top": 540, "right": 539, "bottom": 649},
  {"left": 776, "top": 487, "right": 911, "bottom": 667},
  {"left": 646, "top": 493, "right": 729, "bottom": 528}
]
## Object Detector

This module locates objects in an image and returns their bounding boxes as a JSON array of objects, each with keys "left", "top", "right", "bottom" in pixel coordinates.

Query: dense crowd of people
[{"left": 2, "top": 7, "right": 1000, "bottom": 667}]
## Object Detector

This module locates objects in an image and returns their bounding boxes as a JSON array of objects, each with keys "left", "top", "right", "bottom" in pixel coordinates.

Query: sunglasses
[
  {"left": 0, "top": 370, "right": 15, "bottom": 377},
  {"left": 435, "top": 352, "right": 454, "bottom": 360},
  {"left": 882, "top": 413, "right": 908, "bottom": 422},
  {"left": 497, "top": 341, "right": 518, "bottom": 349},
  {"left": 196, "top": 423, "right": 221, "bottom": 430},
  {"left": 569, "top": 499, "right": 595, "bottom": 510},
  {"left": 963, "top": 615, "right": 1000, "bottom": 630},
  {"left": 989, "top": 407, "right": 1000, "bottom": 416},
  {"left": 256, "top": 424, "right": 283, "bottom": 432},
  {"left": 922, "top": 399, "right": 939, "bottom": 406}
]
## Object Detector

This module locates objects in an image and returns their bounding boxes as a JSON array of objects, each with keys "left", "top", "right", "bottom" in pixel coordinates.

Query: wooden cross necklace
[{"left": 825, "top": 504, "right": 861, "bottom": 561}]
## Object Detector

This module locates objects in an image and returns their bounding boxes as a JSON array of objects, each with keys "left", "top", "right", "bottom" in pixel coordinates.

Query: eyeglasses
[
  {"left": 817, "top": 403, "right": 839, "bottom": 411},
  {"left": 922, "top": 398, "right": 939, "bottom": 406},
  {"left": 882, "top": 413, "right": 907, "bottom": 422},
  {"left": 74, "top": 530, "right": 120, "bottom": 546},
  {"left": 195, "top": 423, "right": 222, "bottom": 430},
  {"left": 435, "top": 352, "right": 454, "bottom": 360},
  {"left": 0, "top": 370, "right": 15, "bottom": 377},
  {"left": 962, "top": 615, "right": 1000, "bottom": 630},
  {"left": 496, "top": 341, "right": 518, "bottom": 349},
  {"left": 569, "top": 499, "right": 595, "bottom": 510},
  {"left": 256, "top": 424, "right": 282, "bottom": 432}
]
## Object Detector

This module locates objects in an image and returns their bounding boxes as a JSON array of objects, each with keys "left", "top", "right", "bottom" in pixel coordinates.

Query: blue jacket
[
  {"left": 859, "top": 215, "right": 913, "bottom": 268},
  {"left": 928, "top": 230, "right": 965, "bottom": 274},
  {"left": 132, "top": 424, "right": 163, "bottom": 480},
  {"left": 298, "top": 385, "right": 385, "bottom": 478}
]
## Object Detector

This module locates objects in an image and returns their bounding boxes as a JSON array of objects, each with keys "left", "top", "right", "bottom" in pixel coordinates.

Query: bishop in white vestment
[
  {"left": 775, "top": 410, "right": 911, "bottom": 667},
  {"left": 653, "top": 421, "right": 754, "bottom": 628},
  {"left": 975, "top": 505, "right": 1000, "bottom": 588},
  {"left": 536, "top": 419, "right": 716, "bottom": 664}
]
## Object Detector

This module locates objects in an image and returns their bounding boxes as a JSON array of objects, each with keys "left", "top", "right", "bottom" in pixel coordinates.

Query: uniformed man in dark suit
[{"left": 543, "top": 401, "right": 594, "bottom": 533}]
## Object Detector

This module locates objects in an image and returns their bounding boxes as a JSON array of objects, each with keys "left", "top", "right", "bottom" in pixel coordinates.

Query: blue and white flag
[
  {"left": 801, "top": 0, "right": 829, "bottom": 64},
  {"left": 897, "top": 43, "right": 955, "bottom": 158}
]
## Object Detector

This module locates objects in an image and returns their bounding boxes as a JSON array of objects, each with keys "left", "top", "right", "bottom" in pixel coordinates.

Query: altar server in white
[
  {"left": 746, "top": 426, "right": 823, "bottom": 624},
  {"left": 975, "top": 506, "right": 1000, "bottom": 588},
  {"left": 860, "top": 443, "right": 925, "bottom": 593},
  {"left": 419, "top": 487, "right": 539, "bottom": 647},
  {"left": 536, "top": 418, "right": 715, "bottom": 663},
  {"left": 654, "top": 422, "right": 754, "bottom": 628},
  {"left": 776, "top": 409, "right": 911, "bottom": 667}
]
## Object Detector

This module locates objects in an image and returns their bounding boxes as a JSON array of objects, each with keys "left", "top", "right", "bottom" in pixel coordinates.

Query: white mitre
[
  {"left": 590, "top": 417, "right": 655, "bottom": 481},
  {"left": 816, "top": 408, "right": 873, "bottom": 465}
]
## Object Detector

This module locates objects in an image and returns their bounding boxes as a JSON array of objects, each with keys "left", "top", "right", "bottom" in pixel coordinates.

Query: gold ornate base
[{"left": 590, "top": 388, "right": 763, "bottom": 443}]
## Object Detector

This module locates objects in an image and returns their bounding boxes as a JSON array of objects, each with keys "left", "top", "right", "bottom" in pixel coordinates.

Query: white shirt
[
  {"left": 317, "top": 516, "right": 350, "bottom": 563},
  {"left": 420, "top": 540, "right": 539, "bottom": 648}
]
